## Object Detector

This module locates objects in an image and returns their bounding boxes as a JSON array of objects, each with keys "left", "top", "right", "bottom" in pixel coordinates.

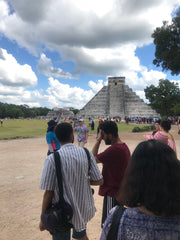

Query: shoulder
[{"left": 46, "top": 131, "right": 52, "bottom": 136}]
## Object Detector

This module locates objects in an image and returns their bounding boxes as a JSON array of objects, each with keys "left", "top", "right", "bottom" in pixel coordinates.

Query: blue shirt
[{"left": 46, "top": 131, "right": 60, "bottom": 150}]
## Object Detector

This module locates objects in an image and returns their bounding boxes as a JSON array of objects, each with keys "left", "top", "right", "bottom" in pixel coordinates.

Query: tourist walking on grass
[
  {"left": 39, "top": 122, "right": 103, "bottom": 240},
  {"left": 74, "top": 119, "right": 89, "bottom": 147},
  {"left": 100, "top": 139, "right": 180, "bottom": 240},
  {"left": 92, "top": 120, "right": 130, "bottom": 227},
  {"left": 46, "top": 111, "right": 62, "bottom": 155}
]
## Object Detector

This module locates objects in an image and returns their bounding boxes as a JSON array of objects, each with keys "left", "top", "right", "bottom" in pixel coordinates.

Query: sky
[{"left": 0, "top": 0, "right": 180, "bottom": 110}]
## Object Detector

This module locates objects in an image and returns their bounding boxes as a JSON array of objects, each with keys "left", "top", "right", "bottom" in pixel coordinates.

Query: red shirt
[{"left": 97, "top": 143, "right": 130, "bottom": 197}]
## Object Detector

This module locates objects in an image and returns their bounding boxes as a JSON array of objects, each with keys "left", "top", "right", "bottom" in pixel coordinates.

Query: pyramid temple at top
[{"left": 77, "top": 77, "right": 159, "bottom": 118}]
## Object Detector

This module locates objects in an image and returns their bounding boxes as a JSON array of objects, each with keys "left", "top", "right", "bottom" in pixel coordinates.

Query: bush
[
  {"left": 132, "top": 125, "right": 155, "bottom": 132},
  {"left": 132, "top": 127, "right": 141, "bottom": 132}
]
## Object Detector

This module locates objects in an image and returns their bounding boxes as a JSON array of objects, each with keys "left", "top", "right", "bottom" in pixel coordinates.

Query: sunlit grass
[
  {"left": 0, "top": 118, "right": 150, "bottom": 140},
  {"left": 0, "top": 119, "right": 47, "bottom": 140}
]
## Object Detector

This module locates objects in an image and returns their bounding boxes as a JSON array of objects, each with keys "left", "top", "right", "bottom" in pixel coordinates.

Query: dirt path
[{"left": 0, "top": 126, "right": 179, "bottom": 240}]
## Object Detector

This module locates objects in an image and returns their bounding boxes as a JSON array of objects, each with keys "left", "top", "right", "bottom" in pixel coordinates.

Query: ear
[
  {"left": 108, "top": 133, "right": 113, "bottom": 139},
  {"left": 70, "top": 133, "right": 74, "bottom": 141}
]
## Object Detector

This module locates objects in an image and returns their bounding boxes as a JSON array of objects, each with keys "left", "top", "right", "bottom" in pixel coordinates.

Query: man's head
[
  {"left": 78, "top": 119, "right": 84, "bottom": 126},
  {"left": 154, "top": 119, "right": 161, "bottom": 131},
  {"left": 160, "top": 120, "right": 171, "bottom": 132},
  {"left": 55, "top": 122, "right": 74, "bottom": 144},
  {"left": 99, "top": 120, "right": 118, "bottom": 145},
  {"left": 47, "top": 120, "right": 57, "bottom": 132}
]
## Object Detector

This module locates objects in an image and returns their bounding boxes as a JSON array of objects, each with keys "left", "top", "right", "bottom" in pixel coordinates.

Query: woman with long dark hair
[{"left": 100, "top": 139, "right": 180, "bottom": 240}]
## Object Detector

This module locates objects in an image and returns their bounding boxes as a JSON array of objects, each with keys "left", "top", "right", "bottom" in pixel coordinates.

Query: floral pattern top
[{"left": 100, "top": 207, "right": 180, "bottom": 240}]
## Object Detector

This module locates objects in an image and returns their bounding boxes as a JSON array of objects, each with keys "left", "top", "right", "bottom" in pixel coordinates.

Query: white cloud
[
  {"left": 37, "top": 53, "right": 74, "bottom": 79},
  {"left": 1, "top": 0, "right": 179, "bottom": 56},
  {"left": 171, "top": 79, "right": 180, "bottom": 88},
  {"left": 45, "top": 77, "right": 95, "bottom": 109},
  {"left": 124, "top": 69, "right": 167, "bottom": 91},
  {"left": 0, "top": 48, "right": 37, "bottom": 87},
  {"left": 0, "top": 0, "right": 179, "bottom": 109},
  {"left": 88, "top": 79, "right": 104, "bottom": 93}
]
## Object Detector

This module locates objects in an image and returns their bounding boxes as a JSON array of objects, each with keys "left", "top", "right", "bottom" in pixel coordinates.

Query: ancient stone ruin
[
  {"left": 77, "top": 77, "right": 159, "bottom": 118},
  {"left": 46, "top": 107, "right": 74, "bottom": 120}
]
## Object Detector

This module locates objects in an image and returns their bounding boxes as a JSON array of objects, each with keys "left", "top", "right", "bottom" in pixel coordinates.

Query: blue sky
[{"left": 0, "top": 0, "right": 179, "bottom": 109}]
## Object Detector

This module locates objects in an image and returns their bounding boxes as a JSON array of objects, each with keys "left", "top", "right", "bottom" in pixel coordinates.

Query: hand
[
  {"left": 97, "top": 130, "right": 103, "bottom": 143},
  {"left": 39, "top": 220, "right": 46, "bottom": 231}
]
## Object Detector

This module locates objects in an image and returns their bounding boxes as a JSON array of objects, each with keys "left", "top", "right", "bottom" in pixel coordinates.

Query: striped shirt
[{"left": 40, "top": 143, "right": 102, "bottom": 232}]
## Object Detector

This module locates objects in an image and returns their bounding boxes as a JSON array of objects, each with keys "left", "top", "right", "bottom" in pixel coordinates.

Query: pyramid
[{"left": 78, "top": 77, "right": 159, "bottom": 118}]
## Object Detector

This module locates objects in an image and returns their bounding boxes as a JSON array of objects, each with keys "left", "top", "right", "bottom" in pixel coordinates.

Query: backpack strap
[
  {"left": 106, "top": 206, "right": 126, "bottom": 240},
  {"left": 53, "top": 151, "right": 66, "bottom": 208},
  {"left": 83, "top": 147, "right": 91, "bottom": 166}
]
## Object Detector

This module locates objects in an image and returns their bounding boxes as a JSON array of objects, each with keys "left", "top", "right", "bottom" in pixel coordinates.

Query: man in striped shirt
[{"left": 39, "top": 122, "right": 103, "bottom": 240}]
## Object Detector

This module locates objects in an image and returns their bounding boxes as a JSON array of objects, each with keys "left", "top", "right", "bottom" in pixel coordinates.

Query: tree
[
  {"left": 0, "top": 102, "right": 51, "bottom": 118},
  {"left": 69, "top": 107, "right": 80, "bottom": 115},
  {"left": 144, "top": 79, "right": 180, "bottom": 117},
  {"left": 152, "top": 9, "right": 180, "bottom": 75},
  {"left": 171, "top": 103, "right": 180, "bottom": 115}
]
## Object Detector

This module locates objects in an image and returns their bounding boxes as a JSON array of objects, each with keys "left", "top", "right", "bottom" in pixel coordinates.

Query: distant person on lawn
[
  {"left": 46, "top": 110, "right": 62, "bottom": 155},
  {"left": 74, "top": 119, "right": 88, "bottom": 147}
]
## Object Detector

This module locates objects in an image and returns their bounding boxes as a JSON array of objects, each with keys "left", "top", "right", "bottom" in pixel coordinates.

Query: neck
[
  {"left": 60, "top": 141, "right": 72, "bottom": 146},
  {"left": 138, "top": 206, "right": 155, "bottom": 216},
  {"left": 111, "top": 137, "right": 122, "bottom": 145}
]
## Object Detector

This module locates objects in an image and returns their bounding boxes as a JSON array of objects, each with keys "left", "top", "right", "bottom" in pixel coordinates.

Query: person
[
  {"left": 97, "top": 119, "right": 103, "bottom": 138},
  {"left": 74, "top": 119, "right": 89, "bottom": 147},
  {"left": 92, "top": 120, "right": 130, "bottom": 227},
  {"left": 152, "top": 119, "right": 161, "bottom": 136},
  {"left": 0, "top": 119, "right": 3, "bottom": 127},
  {"left": 46, "top": 111, "right": 62, "bottom": 155},
  {"left": 90, "top": 119, "right": 95, "bottom": 131},
  {"left": 100, "top": 139, "right": 180, "bottom": 240},
  {"left": 160, "top": 119, "right": 177, "bottom": 154},
  {"left": 144, "top": 131, "right": 176, "bottom": 152},
  {"left": 178, "top": 117, "right": 180, "bottom": 134},
  {"left": 39, "top": 122, "right": 103, "bottom": 240}
]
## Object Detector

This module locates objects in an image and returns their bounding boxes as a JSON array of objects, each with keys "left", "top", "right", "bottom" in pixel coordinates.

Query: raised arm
[{"left": 55, "top": 109, "right": 63, "bottom": 124}]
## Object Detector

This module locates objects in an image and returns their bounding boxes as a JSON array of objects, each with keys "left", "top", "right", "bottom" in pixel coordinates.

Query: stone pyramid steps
[{"left": 78, "top": 77, "right": 159, "bottom": 118}]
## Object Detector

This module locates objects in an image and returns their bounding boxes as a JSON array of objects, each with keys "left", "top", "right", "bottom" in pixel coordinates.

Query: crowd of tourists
[{"left": 39, "top": 117, "right": 180, "bottom": 240}]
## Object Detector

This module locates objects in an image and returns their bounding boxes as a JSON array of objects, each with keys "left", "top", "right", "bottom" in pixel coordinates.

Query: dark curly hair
[
  {"left": 55, "top": 122, "right": 73, "bottom": 143},
  {"left": 117, "top": 139, "right": 180, "bottom": 217},
  {"left": 99, "top": 120, "right": 118, "bottom": 137},
  {"left": 160, "top": 120, "right": 171, "bottom": 132}
]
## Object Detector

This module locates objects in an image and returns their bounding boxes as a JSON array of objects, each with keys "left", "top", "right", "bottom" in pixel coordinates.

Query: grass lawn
[
  {"left": 0, "top": 119, "right": 47, "bottom": 140},
  {"left": 0, "top": 119, "right": 151, "bottom": 140}
]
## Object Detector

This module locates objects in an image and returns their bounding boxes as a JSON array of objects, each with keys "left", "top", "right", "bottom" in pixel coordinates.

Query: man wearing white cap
[{"left": 74, "top": 119, "right": 89, "bottom": 147}]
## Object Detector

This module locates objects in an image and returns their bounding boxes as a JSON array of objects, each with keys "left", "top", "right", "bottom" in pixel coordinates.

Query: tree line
[
  {"left": 144, "top": 79, "right": 180, "bottom": 117},
  {"left": 0, "top": 102, "right": 50, "bottom": 118}
]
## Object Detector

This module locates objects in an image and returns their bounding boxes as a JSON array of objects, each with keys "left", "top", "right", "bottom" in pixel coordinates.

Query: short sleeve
[
  {"left": 40, "top": 155, "right": 56, "bottom": 190},
  {"left": 46, "top": 132, "right": 53, "bottom": 144},
  {"left": 88, "top": 151, "right": 102, "bottom": 181},
  {"left": 96, "top": 147, "right": 112, "bottom": 164}
]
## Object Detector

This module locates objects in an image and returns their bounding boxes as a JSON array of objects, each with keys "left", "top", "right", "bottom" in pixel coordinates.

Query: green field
[
  {"left": 0, "top": 119, "right": 149, "bottom": 140},
  {"left": 0, "top": 119, "right": 47, "bottom": 140}
]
